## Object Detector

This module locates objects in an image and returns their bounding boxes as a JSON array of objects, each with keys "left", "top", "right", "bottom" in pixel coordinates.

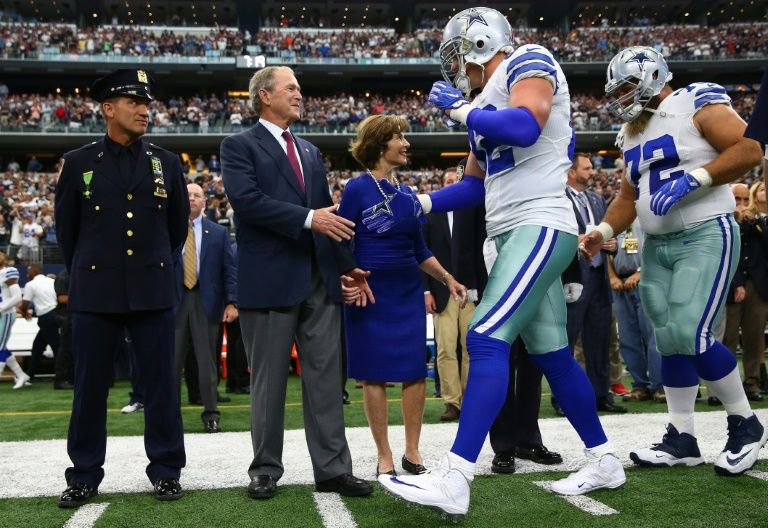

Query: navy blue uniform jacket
[
  {"left": 220, "top": 123, "right": 356, "bottom": 309},
  {"left": 55, "top": 137, "right": 189, "bottom": 313},
  {"left": 173, "top": 217, "right": 238, "bottom": 321}
]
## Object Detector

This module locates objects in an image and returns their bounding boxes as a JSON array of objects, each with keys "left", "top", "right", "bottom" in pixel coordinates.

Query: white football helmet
[
  {"left": 605, "top": 46, "right": 673, "bottom": 122},
  {"left": 439, "top": 7, "right": 512, "bottom": 96}
]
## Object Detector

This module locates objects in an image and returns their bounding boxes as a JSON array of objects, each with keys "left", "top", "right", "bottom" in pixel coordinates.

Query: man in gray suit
[
  {"left": 221, "top": 66, "right": 373, "bottom": 499},
  {"left": 174, "top": 183, "right": 238, "bottom": 434}
]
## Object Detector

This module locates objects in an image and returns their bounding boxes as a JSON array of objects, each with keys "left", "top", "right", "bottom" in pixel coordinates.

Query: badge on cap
[
  {"left": 137, "top": 70, "right": 148, "bottom": 84},
  {"left": 456, "top": 164, "right": 465, "bottom": 181}
]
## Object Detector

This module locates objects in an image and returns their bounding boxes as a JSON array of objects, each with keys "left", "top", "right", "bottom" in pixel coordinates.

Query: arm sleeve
[
  {"left": 0, "top": 283, "right": 21, "bottom": 312},
  {"left": 466, "top": 106, "right": 542, "bottom": 149},
  {"left": 428, "top": 175, "right": 485, "bottom": 213}
]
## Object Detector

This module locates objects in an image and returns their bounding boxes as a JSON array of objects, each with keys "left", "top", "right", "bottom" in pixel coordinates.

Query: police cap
[{"left": 91, "top": 69, "right": 155, "bottom": 103}]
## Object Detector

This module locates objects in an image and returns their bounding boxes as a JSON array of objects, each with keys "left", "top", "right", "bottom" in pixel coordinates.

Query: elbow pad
[
  {"left": 466, "top": 107, "right": 542, "bottom": 148},
  {"left": 428, "top": 175, "right": 485, "bottom": 213}
]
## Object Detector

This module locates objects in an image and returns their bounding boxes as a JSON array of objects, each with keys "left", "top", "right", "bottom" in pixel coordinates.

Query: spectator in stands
[
  {"left": 18, "top": 211, "right": 42, "bottom": 263},
  {"left": 20, "top": 263, "right": 59, "bottom": 384},
  {"left": 340, "top": 114, "right": 467, "bottom": 476}
]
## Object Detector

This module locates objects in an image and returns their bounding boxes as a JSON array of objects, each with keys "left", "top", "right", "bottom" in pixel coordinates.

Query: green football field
[{"left": 1, "top": 375, "right": 767, "bottom": 528}]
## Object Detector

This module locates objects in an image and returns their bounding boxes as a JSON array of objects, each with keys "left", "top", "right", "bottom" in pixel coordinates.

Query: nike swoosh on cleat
[
  {"left": 389, "top": 477, "right": 425, "bottom": 490},
  {"left": 726, "top": 451, "right": 751, "bottom": 466},
  {"left": 655, "top": 454, "right": 666, "bottom": 458},
  {"left": 682, "top": 240, "right": 692, "bottom": 245},
  {"left": 577, "top": 482, "right": 586, "bottom": 488}
]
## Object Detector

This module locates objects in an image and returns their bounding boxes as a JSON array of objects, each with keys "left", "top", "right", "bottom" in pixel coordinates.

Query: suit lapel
[
  {"left": 566, "top": 189, "right": 586, "bottom": 231},
  {"left": 199, "top": 218, "right": 210, "bottom": 268},
  {"left": 92, "top": 138, "right": 127, "bottom": 192},
  {"left": 251, "top": 124, "right": 305, "bottom": 200},
  {"left": 438, "top": 212, "right": 451, "bottom": 241},
  {"left": 128, "top": 139, "right": 151, "bottom": 192}
]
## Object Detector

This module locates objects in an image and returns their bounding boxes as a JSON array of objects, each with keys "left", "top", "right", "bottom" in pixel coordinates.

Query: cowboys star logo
[
  {"left": 627, "top": 50, "right": 653, "bottom": 67},
  {"left": 460, "top": 9, "right": 488, "bottom": 30}
]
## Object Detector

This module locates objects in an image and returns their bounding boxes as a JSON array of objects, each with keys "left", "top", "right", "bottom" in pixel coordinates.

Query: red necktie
[{"left": 282, "top": 131, "right": 305, "bottom": 192}]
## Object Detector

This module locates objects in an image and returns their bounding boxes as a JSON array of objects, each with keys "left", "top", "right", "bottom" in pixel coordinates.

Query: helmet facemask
[{"left": 440, "top": 36, "right": 476, "bottom": 97}]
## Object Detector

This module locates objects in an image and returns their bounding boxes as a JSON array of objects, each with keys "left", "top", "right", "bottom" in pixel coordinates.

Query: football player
[
  {"left": 582, "top": 46, "right": 767, "bottom": 475},
  {"left": 0, "top": 251, "right": 28, "bottom": 389},
  {"left": 378, "top": 7, "right": 625, "bottom": 516}
]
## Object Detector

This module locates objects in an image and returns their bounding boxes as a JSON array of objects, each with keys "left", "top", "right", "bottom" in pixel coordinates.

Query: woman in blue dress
[{"left": 339, "top": 115, "right": 468, "bottom": 477}]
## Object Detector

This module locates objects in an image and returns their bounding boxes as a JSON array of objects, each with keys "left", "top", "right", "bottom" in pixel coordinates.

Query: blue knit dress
[{"left": 338, "top": 174, "right": 432, "bottom": 382}]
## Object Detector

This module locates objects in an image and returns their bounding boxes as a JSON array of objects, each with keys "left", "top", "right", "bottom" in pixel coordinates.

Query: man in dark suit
[
  {"left": 55, "top": 69, "right": 188, "bottom": 507},
  {"left": 174, "top": 183, "right": 238, "bottom": 433},
  {"left": 220, "top": 66, "right": 372, "bottom": 500},
  {"left": 423, "top": 165, "right": 486, "bottom": 421},
  {"left": 564, "top": 153, "right": 626, "bottom": 413}
]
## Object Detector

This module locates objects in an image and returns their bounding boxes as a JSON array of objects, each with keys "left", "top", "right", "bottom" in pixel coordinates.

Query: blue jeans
[{"left": 613, "top": 287, "right": 662, "bottom": 391}]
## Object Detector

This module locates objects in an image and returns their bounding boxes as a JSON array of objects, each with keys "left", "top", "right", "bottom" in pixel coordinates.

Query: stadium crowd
[
  {"left": 0, "top": 89, "right": 758, "bottom": 134},
  {"left": 0, "top": 22, "right": 765, "bottom": 61}
]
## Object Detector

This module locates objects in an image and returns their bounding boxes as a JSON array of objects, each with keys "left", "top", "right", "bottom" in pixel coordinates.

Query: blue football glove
[
  {"left": 649, "top": 173, "right": 704, "bottom": 216},
  {"left": 428, "top": 81, "right": 469, "bottom": 112}
]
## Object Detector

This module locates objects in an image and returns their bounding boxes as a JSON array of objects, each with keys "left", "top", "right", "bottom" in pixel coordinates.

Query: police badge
[{"left": 151, "top": 157, "right": 168, "bottom": 198}]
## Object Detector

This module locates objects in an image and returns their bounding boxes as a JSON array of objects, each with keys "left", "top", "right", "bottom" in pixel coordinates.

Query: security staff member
[{"left": 55, "top": 69, "right": 189, "bottom": 508}]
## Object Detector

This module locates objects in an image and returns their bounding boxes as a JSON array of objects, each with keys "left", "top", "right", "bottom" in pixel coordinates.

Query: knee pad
[
  {"left": 466, "top": 330, "right": 510, "bottom": 377},
  {"left": 639, "top": 279, "right": 669, "bottom": 328},
  {"left": 0, "top": 348, "right": 10, "bottom": 362}
]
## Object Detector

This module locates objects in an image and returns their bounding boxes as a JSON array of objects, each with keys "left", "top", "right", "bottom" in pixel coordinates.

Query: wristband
[
  {"left": 449, "top": 105, "right": 472, "bottom": 125},
  {"left": 595, "top": 222, "right": 614, "bottom": 241},
  {"left": 417, "top": 193, "right": 432, "bottom": 214},
  {"left": 689, "top": 167, "right": 712, "bottom": 187}
]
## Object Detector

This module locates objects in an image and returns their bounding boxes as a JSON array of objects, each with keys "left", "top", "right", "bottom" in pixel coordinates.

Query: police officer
[{"left": 55, "top": 69, "right": 189, "bottom": 507}]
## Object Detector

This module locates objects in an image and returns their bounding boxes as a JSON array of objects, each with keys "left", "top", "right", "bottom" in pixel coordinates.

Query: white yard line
[
  {"left": 745, "top": 470, "right": 768, "bottom": 481},
  {"left": 62, "top": 503, "right": 110, "bottom": 528},
  {"left": 533, "top": 481, "right": 618, "bottom": 516},
  {"left": 313, "top": 493, "right": 358, "bottom": 528},
  {"left": 1, "top": 409, "right": 767, "bottom": 499}
]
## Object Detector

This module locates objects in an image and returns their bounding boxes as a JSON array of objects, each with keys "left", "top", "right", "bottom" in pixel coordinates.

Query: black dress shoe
[
  {"left": 54, "top": 381, "right": 75, "bottom": 390},
  {"left": 515, "top": 445, "right": 563, "bottom": 465},
  {"left": 401, "top": 455, "right": 427, "bottom": 475},
  {"left": 746, "top": 391, "right": 764, "bottom": 402},
  {"left": 154, "top": 479, "right": 183, "bottom": 501},
  {"left": 597, "top": 400, "right": 628, "bottom": 414},
  {"left": 491, "top": 453, "right": 516, "bottom": 474},
  {"left": 247, "top": 475, "right": 276, "bottom": 499},
  {"left": 315, "top": 473, "right": 373, "bottom": 496},
  {"left": 204, "top": 419, "right": 221, "bottom": 433},
  {"left": 58, "top": 483, "right": 97, "bottom": 508},
  {"left": 550, "top": 397, "right": 566, "bottom": 417}
]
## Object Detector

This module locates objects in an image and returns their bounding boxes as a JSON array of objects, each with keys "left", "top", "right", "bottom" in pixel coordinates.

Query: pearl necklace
[{"left": 369, "top": 172, "right": 400, "bottom": 199}]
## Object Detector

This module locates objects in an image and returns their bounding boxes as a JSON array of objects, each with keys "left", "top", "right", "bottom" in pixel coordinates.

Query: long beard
[
  {"left": 623, "top": 95, "right": 662, "bottom": 138},
  {"left": 625, "top": 111, "right": 653, "bottom": 137}
]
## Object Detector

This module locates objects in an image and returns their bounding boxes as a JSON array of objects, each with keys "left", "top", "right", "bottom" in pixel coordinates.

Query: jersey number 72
[{"left": 623, "top": 134, "right": 685, "bottom": 193}]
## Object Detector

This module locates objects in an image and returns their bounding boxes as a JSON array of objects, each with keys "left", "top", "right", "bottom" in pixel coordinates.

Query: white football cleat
[
  {"left": 714, "top": 414, "right": 768, "bottom": 476},
  {"left": 551, "top": 448, "right": 626, "bottom": 496},
  {"left": 378, "top": 453, "right": 472, "bottom": 516},
  {"left": 12, "top": 373, "right": 30, "bottom": 390}
]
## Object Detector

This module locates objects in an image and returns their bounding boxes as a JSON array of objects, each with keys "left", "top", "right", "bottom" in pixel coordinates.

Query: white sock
[
  {"left": 5, "top": 355, "right": 25, "bottom": 377},
  {"left": 446, "top": 452, "right": 476, "bottom": 481},
  {"left": 665, "top": 385, "right": 698, "bottom": 436},
  {"left": 586, "top": 441, "right": 615, "bottom": 459},
  {"left": 705, "top": 367, "right": 753, "bottom": 418}
]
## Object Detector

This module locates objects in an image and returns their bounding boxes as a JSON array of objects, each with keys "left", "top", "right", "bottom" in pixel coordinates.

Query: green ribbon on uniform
[{"left": 83, "top": 171, "right": 94, "bottom": 199}]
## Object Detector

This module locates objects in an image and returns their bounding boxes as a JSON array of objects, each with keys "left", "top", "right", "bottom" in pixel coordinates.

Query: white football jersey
[
  {"left": 0, "top": 266, "right": 20, "bottom": 314},
  {"left": 468, "top": 44, "right": 577, "bottom": 237},
  {"left": 618, "top": 82, "right": 735, "bottom": 235}
]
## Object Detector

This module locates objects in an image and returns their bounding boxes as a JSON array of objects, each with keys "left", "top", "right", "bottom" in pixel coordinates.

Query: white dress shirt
[{"left": 22, "top": 274, "right": 57, "bottom": 316}]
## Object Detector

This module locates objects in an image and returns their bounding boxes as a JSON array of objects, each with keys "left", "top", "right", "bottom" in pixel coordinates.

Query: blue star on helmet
[
  {"left": 460, "top": 9, "right": 488, "bottom": 29},
  {"left": 627, "top": 50, "right": 653, "bottom": 67}
]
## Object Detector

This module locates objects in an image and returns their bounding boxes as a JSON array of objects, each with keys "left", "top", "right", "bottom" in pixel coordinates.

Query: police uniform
[{"left": 54, "top": 69, "right": 189, "bottom": 505}]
